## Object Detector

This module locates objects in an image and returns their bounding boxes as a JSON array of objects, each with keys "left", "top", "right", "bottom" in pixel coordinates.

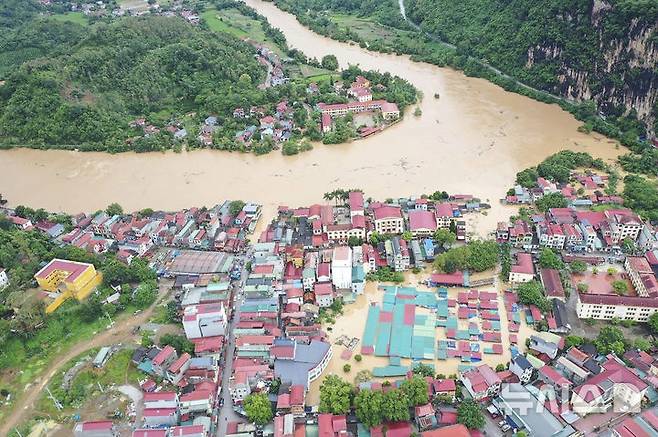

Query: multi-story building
[
  {"left": 331, "top": 246, "right": 353, "bottom": 290},
  {"left": 537, "top": 223, "right": 566, "bottom": 250},
  {"left": 182, "top": 303, "right": 228, "bottom": 339},
  {"left": 576, "top": 294, "right": 658, "bottom": 322},
  {"left": 349, "top": 191, "right": 364, "bottom": 217},
  {"left": 460, "top": 364, "right": 501, "bottom": 401},
  {"left": 0, "top": 268, "right": 8, "bottom": 289},
  {"left": 408, "top": 210, "right": 437, "bottom": 237},
  {"left": 508, "top": 220, "right": 533, "bottom": 249},
  {"left": 434, "top": 203, "right": 454, "bottom": 229},
  {"left": 384, "top": 237, "right": 410, "bottom": 272},
  {"left": 572, "top": 355, "right": 647, "bottom": 416},
  {"left": 372, "top": 205, "right": 404, "bottom": 235},
  {"left": 625, "top": 256, "right": 658, "bottom": 297},
  {"left": 603, "top": 209, "right": 643, "bottom": 243},
  {"left": 509, "top": 252, "right": 534, "bottom": 283}
]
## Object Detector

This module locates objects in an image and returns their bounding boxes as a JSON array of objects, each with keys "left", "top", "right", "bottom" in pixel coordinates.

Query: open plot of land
[
  {"left": 49, "top": 12, "right": 89, "bottom": 26},
  {"left": 202, "top": 7, "right": 286, "bottom": 57},
  {"left": 330, "top": 14, "right": 398, "bottom": 41},
  {"left": 571, "top": 271, "right": 635, "bottom": 296},
  {"left": 119, "top": 0, "right": 150, "bottom": 13}
]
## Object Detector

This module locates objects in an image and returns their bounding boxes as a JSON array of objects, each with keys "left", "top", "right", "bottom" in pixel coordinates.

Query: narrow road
[
  {"left": 216, "top": 252, "right": 251, "bottom": 435},
  {"left": 1, "top": 282, "right": 174, "bottom": 436}
]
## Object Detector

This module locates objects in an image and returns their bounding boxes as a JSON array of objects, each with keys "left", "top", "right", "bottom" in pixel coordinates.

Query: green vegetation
[
  {"left": 538, "top": 248, "right": 564, "bottom": 270},
  {"left": 321, "top": 54, "right": 339, "bottom": 71},
  {"left": 243, "top": 392, "right": 273, "bottom": 426},
  {"left": 433, "top": 240, "right": 498, "bottom": 273},
  {"left": 648, "top": 312, "right": 658, "bottom": 336},
  {"left": 0, "top": 11, "right": 268, "bottom": 152},
  {"left": 516, "top": 281, "right": 550, "bottom": 312},
  {"left": 275, "top": 0, "right": 657, "bottom": 157},
  {"left": 499, "top": 243, "right": 511, "bottom": 281},
  {"left": 622, "top": 175, "right": 658, "bottom": 222},
  {"left": 457, "top": 398, "right": 485, "bottom": 429},
  {"left": 594, "top": 326, "right": 627, "bottom": 356},
  {"left": 343, "top": 363, "right": 352, "bottom": 372},
  {"left": 516, "top": 151, "right": 607, "bottom": 187},
  {"left": 367, "top": 267, "right": 404, "bottom": 283},
  {"left": 570, "top": 261, "right": 587, "bottom": 274},
  {"left": 203, "top": 2, "right": 287, "bottom": 57},
  {"left": 0, "top": 219, "right": 158, "bottom": 423},
  {"left": 433, "top": 228, "right": 456, "bottom": 248},
  {"left": 37, "top": 348, "right": 142, "bottom": 417},
  {"left": 49, "top": 12, "right": 88, "bottom": 26},
  {"left": 319, "top": 375, "right": 353, "bottom": 414},
  {"left": 159, "top": 333, "right": 194, "bottom": 355},
  {"left": 535, "top": 193, "right": 568, "bottom": 213},
  {"left": 400, "top": 375, "right": 429, "bottom": 406},
  {"left": 565, "top": 335, "right": 584, "bottom": 349}
]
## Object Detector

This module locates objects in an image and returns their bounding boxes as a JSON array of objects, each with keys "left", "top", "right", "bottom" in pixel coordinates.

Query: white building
[
  {"left": 0, "top": 268, "right": 8, "bottom": 289},
  {"left": 576, "top": 294, "right": 658, "bottom": 322},
  {"left": 509, "top": 252, "right": 535, "bottom": 283},
  {"left": 183, "top": 303, "right": 227, "bottom": 339},
  {"left": 314, "top": 282, "right": 334, "bottom": 307},
  {"left": 331, "top": 246, "right": 353, "bottom": 290},
  {"left": 372, "top": 205, "right": 404, "bottom": 235}
]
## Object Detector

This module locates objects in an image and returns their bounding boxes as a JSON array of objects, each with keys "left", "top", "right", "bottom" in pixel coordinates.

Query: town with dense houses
[
  {"left": 2, "top": 165, "right": 658, "bottom": 437},
  {"left": 1, "top": 0, "right": 657, "bottom": 434}
]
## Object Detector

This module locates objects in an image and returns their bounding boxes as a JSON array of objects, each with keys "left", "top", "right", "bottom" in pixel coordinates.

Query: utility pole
[{"left": 45, "top": 387, "right": 63, "bottom": 411}]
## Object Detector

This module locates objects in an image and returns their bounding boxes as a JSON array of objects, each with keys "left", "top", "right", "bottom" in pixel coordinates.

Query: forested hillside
[
  {"left": 405, "top": 0, "right": 658, "bottom": 135},
  {"left": 276, "top": 0, "right": 657, "bottom": 173},
  {"left": 0, "top": 8, "right": 265, "bottom": 151}
]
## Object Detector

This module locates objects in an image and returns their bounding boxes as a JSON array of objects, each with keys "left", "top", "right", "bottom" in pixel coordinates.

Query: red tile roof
[
  {"left": 143, "top": 391, "right": 177, "bottom": 402},
  {"left": 373, "top": 205, "right": 402, "bottom": 220},
  {"left": 168, "top": 353, "right": 191, "bottom": 374},
  {"left": 152, "top": 346, "right": 176, "bottom": 366},
  {"left": 541, "top": 268, "right": 565, "bottom": 298},
  {"left": 409, "top": 210, "right": 437, "bottom": 231},
  {"left": 80, "top": 421, "right": 113, "bottom": 431},
  {"left": 349, "top": 191, "right": 364, "bottom": 211},
  {"left": 511, "top": 252, "right": 534, "bottom": 275}
]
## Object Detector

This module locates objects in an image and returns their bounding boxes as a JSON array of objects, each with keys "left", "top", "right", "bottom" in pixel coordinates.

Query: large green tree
[
  {"left": 354, "top": 389, "right": 384, "bottom": 428},
  {"left": 319, "top": 375, "right": 353, "bottom": 414},
  {"left": 243, "top": 392, "right": 273, "bottom": 426},
  {"left": 400, "top": 375, "right": 429, "bottom": 406},
  {"left": 457, "top": 399, "right": 485, "bottom": 429},
  {"left": 517, "top": 280, "right": 550, "bottom": 312}
]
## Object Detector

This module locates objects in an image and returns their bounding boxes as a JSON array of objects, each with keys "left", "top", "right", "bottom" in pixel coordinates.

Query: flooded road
[{"left": 0, "top": 0, "right": 621, "bottom": 233}]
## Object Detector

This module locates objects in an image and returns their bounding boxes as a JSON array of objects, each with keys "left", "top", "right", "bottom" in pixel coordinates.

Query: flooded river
[{"left": 0, "top": 0, "right": 621, "bottom": 232}]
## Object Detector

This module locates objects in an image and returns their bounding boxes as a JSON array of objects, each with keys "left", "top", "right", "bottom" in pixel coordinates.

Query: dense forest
[
  {"left": 276, "top": 0, "right": 658, "bottom": 174},
  {"left": 405, "top": 0, "right": 658, "bottom": 133},
  {"left": 0, "top": 12, "right": 265, "bottom": 151}
]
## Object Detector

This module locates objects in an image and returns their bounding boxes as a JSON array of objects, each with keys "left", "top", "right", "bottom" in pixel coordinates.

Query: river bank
[{"left": 0, "top": 0, "right": 622, "bottom": 238}]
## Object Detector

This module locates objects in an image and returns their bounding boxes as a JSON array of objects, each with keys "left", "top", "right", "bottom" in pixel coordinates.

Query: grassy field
[
  {"left": 119, "top": 0, "right": 150, "bottom": 12},
  {"left": 330, "top": 14, "right": 398, "bottom": 41},
  {"left": 34, "top": 349, "right": 142, "bottom": 418},
  {"left": 287, "top": 64, "right": 339, "bottom": 82},
  {"left": 49, "top": 12, "right": 89, "bottom": 26},
  {"left": 202, "top": 7, "right": 286, "bottom": 57}
]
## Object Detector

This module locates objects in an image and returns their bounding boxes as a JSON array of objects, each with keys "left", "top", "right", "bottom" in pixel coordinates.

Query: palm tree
[{"left": 0, "top": 193, "right": 7, "bottom": 206}]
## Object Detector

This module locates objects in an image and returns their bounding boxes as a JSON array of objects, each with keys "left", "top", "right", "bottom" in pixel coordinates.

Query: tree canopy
[
  {"left": 319, "top": 375, "right": 353, "bottom": 414},
  {"left": 457, "top": 399, "right": 485, "bottom": 429},
  {"left": 243, "top": 392, "right": 273, "bottom": 426}
]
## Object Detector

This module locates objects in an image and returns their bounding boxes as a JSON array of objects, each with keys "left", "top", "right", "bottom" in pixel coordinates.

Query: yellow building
[{"left": 35, "top": 259, "right": 103, "bottom": 313}]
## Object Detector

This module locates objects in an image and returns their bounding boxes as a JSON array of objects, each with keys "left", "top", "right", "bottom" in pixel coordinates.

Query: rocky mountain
[{"left": 405, "top": 0, "right": 658, "bottom": 136}]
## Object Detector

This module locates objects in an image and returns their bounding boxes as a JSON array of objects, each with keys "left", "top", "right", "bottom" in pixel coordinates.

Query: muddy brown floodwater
[{"left": 0, "top": 0, "right": 621, "bottom": 235}]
